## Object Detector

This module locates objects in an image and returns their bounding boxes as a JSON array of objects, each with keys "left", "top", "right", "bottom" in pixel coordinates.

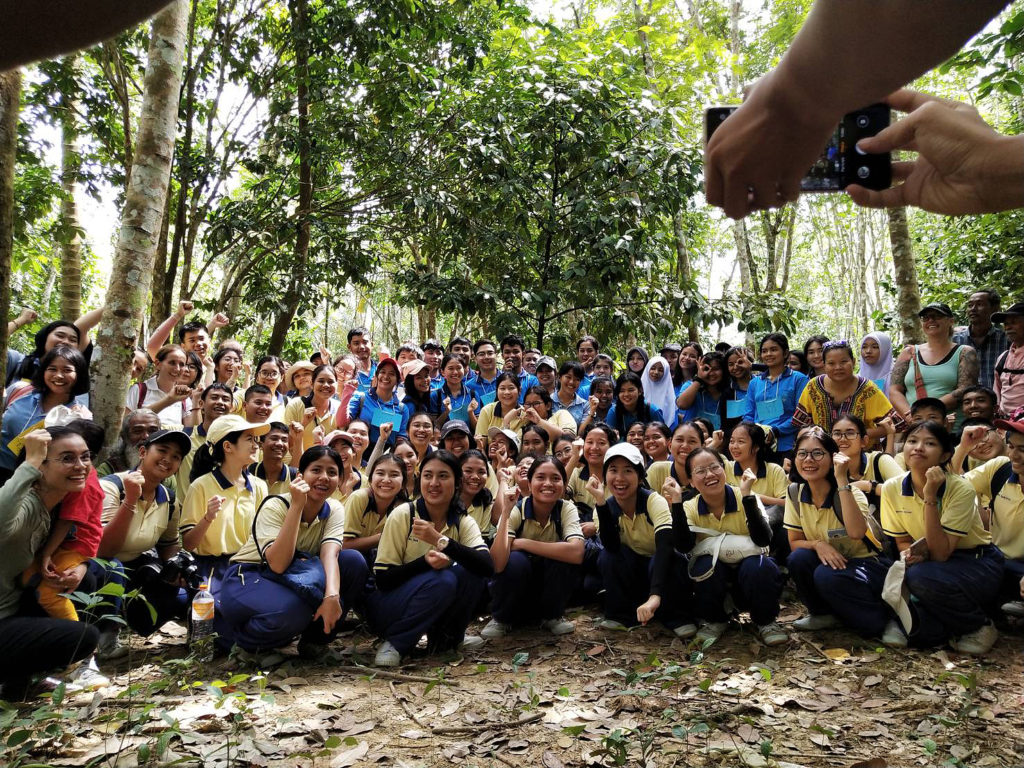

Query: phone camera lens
[
  {"left": 857, "top": 166, "right": 870, "bottom": 179},
  {"left": 855, "top": 115, "right": 870, "bottom": 129}
]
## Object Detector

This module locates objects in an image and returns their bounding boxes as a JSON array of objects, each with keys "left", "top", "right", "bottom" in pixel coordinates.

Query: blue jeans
[
  {"left": 597, "top": 547, "right": 692, "bottom": 629},
  {"left": 905, "top": 545, "right": 1004, "bottom": 647},
  {"left": 489, "top": 552, "right": 579, "bottom": 625},
  {"left": 84, "top": 556, "right": 190, "bottom": 636},
  {"left": 787, "top": 547, "right": 892, "bottom": 637},
  {"left": 690, "top": 553, "right": 782, "bottom": 626},
  {"left": 364, "top": 565, "right": 486, "bottom": 655}
]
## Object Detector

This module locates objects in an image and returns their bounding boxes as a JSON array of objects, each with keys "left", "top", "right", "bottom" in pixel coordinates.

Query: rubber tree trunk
[
  {"left": 59, "top": 56, "right": 83, "bottom": 321},
  {"left": 0, "top": 71, "right": 20, "bottom": 414},
  {"left": 90, "top": 0, "right": 188, "bottom": 455},
  {"left": 886, "top": 205, "right": 923, "bottom": 345}
]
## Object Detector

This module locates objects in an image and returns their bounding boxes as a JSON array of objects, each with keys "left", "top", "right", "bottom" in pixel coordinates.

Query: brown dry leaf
[
  {"left": 279, "top": 676, "right": 308, "bottom": 686},
  {"left": 399, "top": 729, "right": 429, "bottom": 739},
  {"left": 441, "top": 700, "right": 460, "bottom": 717},
  {"left": 863, "top": 675, "right": 883, "bottom": 687},
  {"left": 542, "top": 751, "right": 565, "bottom": 768},
  {"left": 508, "top": 740, "right": 530, "bottom": 752},
  {"left": 331, "top": 741, "right": 369, "bottom": 767},
  {"left": 737, "top": 723, "right": 759, "bottom": 744},
  {"left": 585, "top": 644, "right": 607, "bottom": 657},
  {"left": 810, "top": 732, "right": 831, "bottom": 748},
  {"left": 849, "top": 759, "right": 888, "bottom": 768},
  {"left": 823, "top": 648, "right": 850, "bottom": 661},
  {"left": 556, "top": 736, "right": 574, "bottom": 749},
  {"left": 338, "top": 721, "right": 375, "bottom": 738},
  {"left": 861, "top": 699, "right": 888, "bottom": 709}
]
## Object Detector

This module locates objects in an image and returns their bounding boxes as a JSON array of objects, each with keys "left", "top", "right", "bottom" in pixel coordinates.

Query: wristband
[
  {"left": 837, "top": 484, "right": 852, "bottom": 492},
  {"left": 324, "top": 593, "right": 340, "bottom": 601}
]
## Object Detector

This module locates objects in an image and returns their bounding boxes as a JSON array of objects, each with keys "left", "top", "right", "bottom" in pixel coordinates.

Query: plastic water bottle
[{"left": 190, "top": 583, "right": 215, "bottom": 662}]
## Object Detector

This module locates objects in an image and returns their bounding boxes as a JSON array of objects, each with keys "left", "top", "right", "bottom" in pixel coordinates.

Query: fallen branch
[
  {"left": 795, "top": 634, "right": 833, "bottom": 662},
  {"left": 432, "top": 710, "right": 544, "bottom": 735},
  {"left": 487, "top": 751, "right": 518, "bottom": 768},
  {"left": 389, "top": 681, "right": 433, "bottom": 728},
  {"left": 333, "top": 665, "right": 459, "bottom": 686}
]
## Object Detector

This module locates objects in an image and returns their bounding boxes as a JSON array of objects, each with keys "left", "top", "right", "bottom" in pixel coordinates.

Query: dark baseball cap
[
  {"left": 992, "top": 302, "right": 1024, "bottom": 324},
  {"left": 918, "top": 302, "right": 954, "bottom": 318},
  {"left": 440, "top": 420, "right": 472, "bottom": 440},
  {"left": 143, "top": 429, "right": 192, "bottom": 457}
]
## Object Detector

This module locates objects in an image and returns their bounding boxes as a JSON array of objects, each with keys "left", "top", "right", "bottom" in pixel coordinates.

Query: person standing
[
  {"left": 953, "top": 290, "right": 1009, "bottom": 389},
  {"left": 993, "top": 302, "right": 1024, "bottom": 416}
]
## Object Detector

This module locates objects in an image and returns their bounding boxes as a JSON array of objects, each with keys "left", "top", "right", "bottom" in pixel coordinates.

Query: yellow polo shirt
[
  {"left": 684, "top": 485, "right": 766, "bottom": 538},
  {"left": 231, "top": 496, "right": 344, "bottom": 564},
  {"left": 506, "top": 498, "right": 583, "bottom": 543},
  {"left": 249, "top": 462, "right": 298, "bottom": 497},
  {"left": 179, "top": 469, "right": 268, "bottom": 557},
  {"left": 965, "top": 457, "right": 1024, "bottom": 559},
  {"left": 880, "top": 472, "right": 990, "bottom": 549},
  {"left": 284, "top": 397, "right": 341, "bottom": 451},
  {"left": 343, "top": 488, "right": 391, "bottom": 540},
  {"left": 605, "top": 490, "right": 672, "bottom": 557},
  {"left": 783, "top": 483, "right": 874, "bottom": 559},
  {"left": 374, "top": 500, "right": 487, "bottom": 572},
  {"left": 724, "top": 461, "right": 788, "bottom": 500},
  {"left": 175, "top": 424, "right": 208, "bottom": 500},
  {"left": 100, "top": 473, "right": 180, "bottom": 562}
]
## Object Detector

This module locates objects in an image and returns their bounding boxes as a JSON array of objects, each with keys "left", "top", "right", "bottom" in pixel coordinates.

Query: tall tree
[
  {"left": 0, "top": 71, "right": 20, "bottom": 408},
  {"left": 887, "top": 206, "right": 923, "bottom": 345},
  {"left": 91, "top": 0, "right": 188, "bottom": 450},
  {"left": 58, "top": 55, "right": 84, "bottom": 320}
]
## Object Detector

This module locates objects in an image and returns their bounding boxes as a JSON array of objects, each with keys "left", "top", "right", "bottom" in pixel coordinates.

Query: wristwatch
[{"left": 437, "top": 535, "right": 451, "bottom": 551}]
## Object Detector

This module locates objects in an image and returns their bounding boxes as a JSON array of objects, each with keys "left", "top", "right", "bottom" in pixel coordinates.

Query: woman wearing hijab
[
  {"left": 859, "top": 332, "right": 894, "bottom": 396},
  {"left": 640, "top": 356, "right": 678, "bottom": 429},
  {"left": 625, "top": 347, "right": 649, "bottom": 376}
]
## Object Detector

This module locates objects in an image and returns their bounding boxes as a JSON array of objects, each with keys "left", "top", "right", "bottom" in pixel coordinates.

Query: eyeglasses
[
  {"left": 796, "top": 449, "right": 827, "bottom": 461},
  {"left": 831, "top": 430, "right": 859, "bottom": 440},
  {"left": 257, "top": 369, "right": 281, "bottom": 379},
  {"left": 690, "top": 463, "right": 724, "bottom": 478},
  {"left": 240, "top": 435, "right": 261, "bottom": 447},
  {"left": 47, "top": 451, "right": 94, "bottom": 467}
]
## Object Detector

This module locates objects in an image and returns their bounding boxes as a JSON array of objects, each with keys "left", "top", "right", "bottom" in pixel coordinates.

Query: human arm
[
  {"left": 0, "top": 431, "right": 48, "bottom": 536},
  {"left": 640, "top": 528, "right": 675, "bottom": 624},
  {"left": 675, "top": 380, "right": 701, "bottom": 410},
  {"left": 96, "top": 471, "right": 145, "bottom": 559},
  {"left": 489, "top": 500, "right": 514, "bottom": 573},
  {"left": 920, "top": 467, "right": 959, "bottom": 562},
  {"left": 739, "top": 469, "right": 773, "bottom": 547},
  {"left": 410, "top": 518, "right": 494, "bottom": 578},
  {"left": 39, "top": 519, "right": 74, "bottom": 578},
  {"left": 7, "top": 309, "right": 36, "bottom": 337},
  {"left": 511, "top": 536, "right": 584, "bottom": 565},
  {"left": 72, "top": 307, "right": 104, "bottom": 351},
  {"left": 888, "top": 352, "right": 913, "bottom": 418},
  {"left": 180, "top": 492, "right": 224, "bottom": 552},
  {"left": 661, "top": 478, "right": 696, "bottom": 552},
  {"left": 952, "top": 425, "right": 989, "bottom": 475},
  {"left": 314, "top": 541, "right": 343, "bottom": 633},
  {"left": 262, "top": 478, "right": 309, "bottom": 574},
  {"left": 946, "top": 346, "right": 979, "bottom": 407},
  {"left": 847, "top": 89, "right": 1024, "bottom": 214},
  {"left": 703, "top": 0, "right": 1009, "bottom": 219}
]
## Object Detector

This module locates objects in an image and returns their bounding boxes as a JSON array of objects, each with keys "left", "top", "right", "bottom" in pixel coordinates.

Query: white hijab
[
  {"left": 641, "top": 355, "right": 678, "bottom": 426},
  {"left": 858, "top": 332, "right": 894, "bottom": 394}
]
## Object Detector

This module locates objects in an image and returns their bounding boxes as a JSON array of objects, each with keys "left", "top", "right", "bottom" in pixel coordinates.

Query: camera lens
[
  {"left": 857, "top": 166, "right": 870, "bottom": 179},
  {"left": 855, "top": 115, "right": 870, "bottom": 129}
]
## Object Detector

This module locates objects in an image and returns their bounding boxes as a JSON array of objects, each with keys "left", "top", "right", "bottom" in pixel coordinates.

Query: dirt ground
[{"left": 5, "top": 603, "right": 1024, "bottom": 768}]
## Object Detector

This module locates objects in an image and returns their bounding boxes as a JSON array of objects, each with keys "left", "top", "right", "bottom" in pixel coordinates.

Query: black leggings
[{"left": 0, "top": 599, "right": 99, "bottom": 698}]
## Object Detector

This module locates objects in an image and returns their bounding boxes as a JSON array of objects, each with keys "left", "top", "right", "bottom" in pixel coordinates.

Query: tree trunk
[
  {"left": 91, "top": 0, "right": 188, "bottom": 456},
  {"left": 672, "top": 210, "right": 698, "bottom": 341},
  {"left": 0, "top": 71, "right": 20, "bottom": 412},
  {"left": 59, "top": 57, "right": 83, "bottom": 321},
  {"left": 887, "top": 206, "right": 923, "bottom": 345},
  {"left": 149, "top": 173, "right": 174, "bottom": 324},
  {"left": 267, "top": 0, "right": 312, "bottom": 355},
  {"left": 167, "top": 0, "right": 198, "bottom": 302}
]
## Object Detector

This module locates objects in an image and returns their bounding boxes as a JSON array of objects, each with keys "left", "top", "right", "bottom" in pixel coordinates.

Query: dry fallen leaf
[
  {"left": 585, "top": 644, "right": 607, "bottom": 657},
  {"left": 399, "top": 730, "right": 429, "bottom": 739},
  {"left": 849, "top": 759, "right": 888, "bottom": 768},
  {"left": 331, "top": 741, "right": 369, "bottom": 767},
  {"left": 542, "top": 750, "right": 565, "bottom": 768},
  {"left": 823, "top": 648, "right": 850, "bottom": 661},
  {"left": 863, "top": 675, "right": 883, "bottom": 687}
]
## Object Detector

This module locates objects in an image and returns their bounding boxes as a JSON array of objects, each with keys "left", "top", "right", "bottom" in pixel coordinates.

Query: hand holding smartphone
[{"left": 704, "top": 104, "right": 892, "bottom": 192}]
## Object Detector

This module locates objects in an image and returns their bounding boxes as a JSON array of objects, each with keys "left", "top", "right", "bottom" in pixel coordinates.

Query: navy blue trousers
[
  {"left": 597, "top": 547, "right": 692, "bottom": 629},
  {"left": 787, "top": 547, "right": 892, "bottom": 637},
  {"left": 1000, "top": 556, "right": 1024, "bottom": 604},
  {"left": 489, "top": 552, "right": 579, "bottom": 625},
  {"left": 84, "top": 556, "right": 190, "bottom": 636},
  {"left": 216, "top": 551, "right": 369, "bottom": 652},
  {"left": 690, "top": 553, "right": 782, "bottom": 626},
  {"left": 905, "top": 545, "right": 1004, "bottom": 647},
  {"left": 364, "top": 565, "right": 485, "bottom": 655}
]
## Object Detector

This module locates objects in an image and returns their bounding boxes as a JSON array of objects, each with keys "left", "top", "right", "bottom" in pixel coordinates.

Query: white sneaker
[
  {"left": 881, "top": 620, "right": 908, "bottom": 649},
  {"left": 1000, "top": 600, "right": 1024, "bottom": 618},
  {"left": 696, "top": 621, "right": 728, "bottom": 644},
  {"left": 672, "top": 623, "right": 698, "bottom": 640},
  {"left": 597, "top": 618, "right": 626, "bottom": 630},
  {"left": 481, "top": 619, "right": 511, "bottom": 639},
  {"left": 66, "top": 657, "right": 110, "bottom": 690},
  {"left": 374, "top": 641, "right": 401, "bottom": 667},
  {"left": 96, "top": 629, "right": 128, "bottom": 661},
  {"left": 758, "top": 622, "right": 789, "bottom": 646},
  {"left": 541, "top": 617, "right": 576, "bottom": 635},
  {"left": 949, "top": 623, "right": 998, "bottom": 656},
  {"left": 459, "top": 634, "right": 485, "bottom": 650},
  {"left": 793, "top": 614, "right": 840, "bottom": 632}
]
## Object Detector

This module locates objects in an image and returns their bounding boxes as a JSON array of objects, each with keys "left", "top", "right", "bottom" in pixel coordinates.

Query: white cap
[{"left": 603, "top": 442, "right": 645, "bottom": 472}]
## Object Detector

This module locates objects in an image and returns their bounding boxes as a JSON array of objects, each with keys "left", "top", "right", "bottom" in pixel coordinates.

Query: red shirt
[{"left": 57, "top": 468, "right": 105, "bottom": 558}]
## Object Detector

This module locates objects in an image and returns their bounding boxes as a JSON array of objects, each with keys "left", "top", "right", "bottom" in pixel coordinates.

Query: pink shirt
[{"left": 995, "top": 344, "right": 1024, "bottom": 415}]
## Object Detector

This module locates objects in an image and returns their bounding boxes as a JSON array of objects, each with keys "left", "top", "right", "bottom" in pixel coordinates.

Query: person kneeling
[
  {"left": 483, "top": 456, "right": 584, "bottom": 639},
  {"left": 365, "top": 451, "right": 494, "bottom": 667},
  {"left": 217, "top": 446, "right": 367, "bottom": 660}
]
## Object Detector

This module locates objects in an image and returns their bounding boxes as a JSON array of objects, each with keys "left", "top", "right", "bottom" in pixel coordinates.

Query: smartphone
[{"left": 704, "top": 103, "right": 892, "bottom": 191}]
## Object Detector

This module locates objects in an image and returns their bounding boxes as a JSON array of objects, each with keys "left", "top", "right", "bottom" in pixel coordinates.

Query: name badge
[
  {"left": 726, "top": 399, "right": 745, "bottom": 419},
  {"left": 872, "top": 378, "right": 887, "bottom": 391},
  {"left": 479, "top": 390, "right": 496, "bottom": 407},
  {"left": 372, "top": 408, "right": 403, "bottom": 433},
  {"left": 702, "top": 411, "right": 722, "bottom": 430},
  {"left": 755, "top": 398, "right": 784, "bottom": 421},
  {"left": 450, "top": 400, "right": 470, "bottom": 423}
]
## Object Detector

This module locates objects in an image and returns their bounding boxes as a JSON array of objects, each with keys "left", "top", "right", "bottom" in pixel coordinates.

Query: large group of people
[{"left": 3, "top": 288, "right": 1024, "bottom": 699}]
